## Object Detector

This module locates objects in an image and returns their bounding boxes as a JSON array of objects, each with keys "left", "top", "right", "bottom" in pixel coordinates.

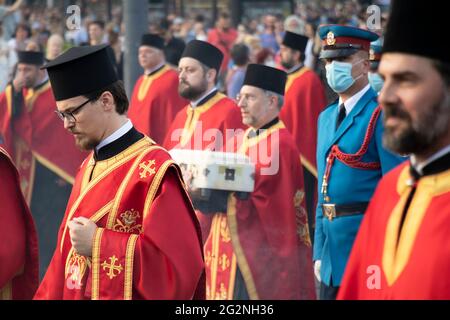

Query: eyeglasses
[{"left": 55, "top": 98, "right": 93, "bottom": 123}]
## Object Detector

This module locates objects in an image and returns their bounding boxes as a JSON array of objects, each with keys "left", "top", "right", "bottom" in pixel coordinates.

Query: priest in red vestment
[
  {"left": 33, "top": 44, "right": 204, "bottom": 300},
  {"left": 279, "top": 31, "right": 327, "bottom": 227},
  {"left": 0, "top": 147, "right": 39, "bottom": 300},
  {"left": 163, "top": 40, "right": 245, "bottom": 241},
  {"left": 0, "top": 50, "right": 86, "bottom": 278},
  {"left": 203, "top": 64, "right": 315, "bottom": 300},
  {"left": 128, "top": 34, "right": 188, "bottom": 144},
  {"left": 338, "top": 0, "right": 450, "bottom": 299}
]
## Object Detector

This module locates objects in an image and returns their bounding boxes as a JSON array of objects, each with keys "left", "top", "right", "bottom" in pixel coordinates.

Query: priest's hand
[{"left": 68, "top": 217, "right": 97, "bottom": 257}]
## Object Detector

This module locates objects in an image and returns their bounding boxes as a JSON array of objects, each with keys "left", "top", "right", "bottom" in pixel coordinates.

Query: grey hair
[{"left": 264, "top": 90, "right": 284, "bottom": 108}]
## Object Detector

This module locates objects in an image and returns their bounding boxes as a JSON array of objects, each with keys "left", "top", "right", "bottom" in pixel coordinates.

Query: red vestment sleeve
[{"left": 89, "top": 168, "right": 204, "bottom": 299}]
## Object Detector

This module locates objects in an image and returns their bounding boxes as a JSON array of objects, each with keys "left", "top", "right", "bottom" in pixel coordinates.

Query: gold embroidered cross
[
  {"left": 101, "top": 255, "right": 123, "bottom": 280},
  {"left": 139, "top": 160, "right": 156, "bottom": 179},
  {"left": 219, "top": 254, "right": 230, "bottom": 271}
]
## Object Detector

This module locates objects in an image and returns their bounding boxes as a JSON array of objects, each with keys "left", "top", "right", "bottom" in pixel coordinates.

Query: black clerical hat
[
  {"left": 141, "top": 34, "right": 165, "bottom": 50},
  {"left": 181, "top": 40, "right": 223, "bottom": 72},
  {"left": 282, "top": 31, "right": 309, "bottom": 53},
  {"left": 17, "top": 51, "right": 44, "bottom": 65},
  {"left": 383, "top": 0, "right": 448, "bottom": 63},
  {"left": 243, "top": 64, "right": 287, "bottom": 95},
  {"left": 42, "top": 44, "right": 118, "bottom": 101}
]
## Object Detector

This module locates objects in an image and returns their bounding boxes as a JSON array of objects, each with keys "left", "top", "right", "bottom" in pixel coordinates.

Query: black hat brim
[{"left": 319, "top": 48, "right": 359, "bottom": 59}]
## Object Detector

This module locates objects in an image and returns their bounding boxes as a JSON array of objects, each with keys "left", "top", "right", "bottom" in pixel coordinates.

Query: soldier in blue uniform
[{"left": 313, "top": 25, "right": 405, "bottom": 300}]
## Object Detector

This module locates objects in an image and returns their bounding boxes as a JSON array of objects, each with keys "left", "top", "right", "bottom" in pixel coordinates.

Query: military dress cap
[
  {"left": 140, "top": 33, "right": 165, "bottom": 50},
  {"left": 181, "top": 39, "right": 224, "bottom": 72},
  {"left": 17, "top": 51, "right": 44, "bottom": 65},
  {"left": 282, "top": 31, "right": 309, "bottom": 53},
  {"left": 369, "top": 39, "right": 383, "bottom": 69},
  {"left": 383, "top": 0, "right": 448, "bottom": 64},
  {"left": 318, "top": 24, "right": 379, "bottom": 59},
  {"left": 42, "top": 44, "right": 119, "bottom": 101},
  {"left": 243, "top": 64, "right": 287, "bottom": 95}
]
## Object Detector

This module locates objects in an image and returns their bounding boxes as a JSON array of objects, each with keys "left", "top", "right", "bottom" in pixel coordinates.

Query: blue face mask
[
  {"left": 368, "top": 72, "right": 384, "bottom": 93},
  {"left": 325, "top": 60, "right": 364, "bottom": 93}
]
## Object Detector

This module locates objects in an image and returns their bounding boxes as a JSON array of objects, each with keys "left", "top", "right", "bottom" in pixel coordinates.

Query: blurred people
[
  {"left": 87, "top": 20, "right": 106, "bottom": 46},
  {"left": 0, "top": 0, "right": 23, "bottom": 41},
  {"left": 128, "top": 34, "right": 187, "bottom": 144},
  {"left": 279, "top": 31, "right": 327, "bottom": 233},
  {"left": 313, "top": 25, "right": 404, "bottom": 300},
  {"left": 45, "top": 33, "right": 64, "bottom": 61},
  {"left": 339, "top": 0, "right": 450, "bottom": 299},
  {"left": 158, "top": 18, "right": 186, "bottom": 67},
  {"left": 0, "top": 50, "right": 86, "bottom": 279},
  {"left": 0, "top": 146, "right": 39, "bottom": 300},
  {"left": 207, "top": 11, "right": 238, "bottom": 85},
  {"left": 226, "top": 43, "right": 250, "bottom": 99}
]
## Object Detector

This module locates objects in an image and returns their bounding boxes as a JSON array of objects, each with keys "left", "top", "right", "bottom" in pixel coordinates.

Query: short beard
[
  {"left": 75, "top": 135, "right": 100, "bottom": 151},
  {"left": 281, "top": 58, "right": 295, "bottom": 70},
  {"left": 178, "top": 78, "right": 208, "bottom": 101},
  {"left": 383, "top": 90, "right": 450, "bottom": 155}
]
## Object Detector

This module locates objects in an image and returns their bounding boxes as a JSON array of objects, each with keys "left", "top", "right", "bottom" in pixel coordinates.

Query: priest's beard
[
  {"left": 74, "top": 134, "right": 100, "bottom": 151},
  {"left": 178, "top": 77, "right": 208, "bottom": 101},
  {"left": 281, "top": 56, "right": 296, "bottom": 70},
  {"left": 383, "top": 89, "right": 450, "bottom": 155}
]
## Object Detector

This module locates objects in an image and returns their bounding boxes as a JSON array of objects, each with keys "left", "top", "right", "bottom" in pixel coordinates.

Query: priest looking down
[
  {"left": 33, "top": 44, "right": 204, "bottom": 300},
  {"left": 128, "top": 34, "right": 188, "bottom": 144},
  {"left": 203, "top": 64, "right": 315, "bottom": 300}
]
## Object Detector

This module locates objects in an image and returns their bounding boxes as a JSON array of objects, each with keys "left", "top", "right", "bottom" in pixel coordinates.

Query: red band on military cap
[{"left": 323, "top": 36, "right": 370, "bottom": 51}]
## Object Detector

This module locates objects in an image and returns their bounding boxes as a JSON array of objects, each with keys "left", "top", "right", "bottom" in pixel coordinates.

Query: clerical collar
[
  {"left": 247, "top": 117, "right": 280, "bottom": 139},
  {"left": 145, "top": 62, "right": 165, "bottom": 77},
  {"left": 94, "top": 120, "right": 143, "bottom": 161},
  {"left": 287, "top": 63, "right": 303, "bottom": 75},
  {"left": 338, "top": 83, "right": 371, "bottom": 116},
  {"left": 190, "top": 87, "right": 218, "bottom": 108},
  {"left": 410, "top": 144, "right": 450, "bottom": 179}
]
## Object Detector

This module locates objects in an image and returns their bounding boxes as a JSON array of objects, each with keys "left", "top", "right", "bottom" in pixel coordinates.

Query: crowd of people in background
[{"left": 0, "top": 0, "right": 389, "bottom": 97}]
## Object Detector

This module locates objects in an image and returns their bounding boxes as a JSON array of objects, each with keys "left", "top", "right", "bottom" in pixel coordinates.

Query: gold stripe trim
[
  {"left": 124, "top": 234, "right": 139, "bottom": 300},
  {"left": 209, "top": 215, "right": 221, "bottom": 299},
  {"left": 227, "top": 195, "right": 259, "bottom": 299},
  {"left": 137, "top": 65, "right": 170, "bottom": 101},
  {"left": 0, "top": 282, "right": 12, "bottom": 300},
  {"left": 227, "top": 253, "right": 237, "bottom": 300},
  {"left": 143, "top": 159, "right": 175, "bottom": 219},
  {"left": 179, "top": 93, "right": 227, "bottom": 147},
  {"left": 285, "top": 67, "right": 309, "bottom": 93},
  {"left": 91, "top": 228, "right": 104, "bottom": 300},
  {"left": 300, "top": 154, "right": 318, "bottom": 178},
  {"left": 60, "top": 139, "right": 151, "bottom": 252},
  {"left": 25, "top": 82, "right": 52, "bottom": 112},
  {"left": 33, "top": 151, "right": 76, "bottom": 184},
  {"left": 382, "top": 166, "right": 450, "bottom": 286},
  {"left": 238, "top": 121, "right": 285, "bottom": 154},
  {"left": 5, "top": 85, "right": 12, "bottom": 118},
  {"left": 107, "top": 145, "right": 165, "bottom": 228}
]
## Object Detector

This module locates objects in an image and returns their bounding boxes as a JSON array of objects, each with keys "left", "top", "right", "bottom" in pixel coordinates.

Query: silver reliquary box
[{"left": 169, "top": 149, "right": 255, "bottom": 193}]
